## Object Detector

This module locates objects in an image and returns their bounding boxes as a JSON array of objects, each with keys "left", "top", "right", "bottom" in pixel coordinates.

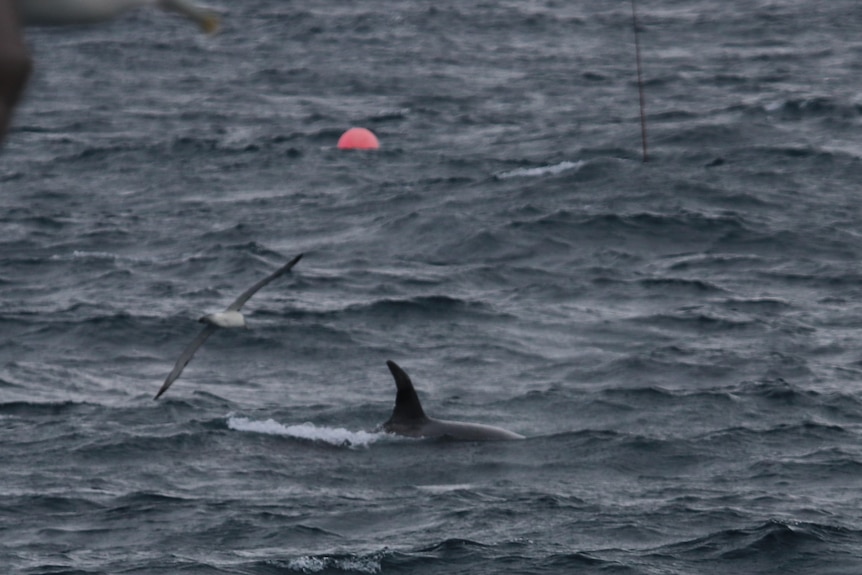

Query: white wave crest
[
  {"left": 496, "top": 160, "right": 584, "bottom": 179},
  {"left": 49, "top": 250, "right": 150, "bottom": 263},
  {"left": 285, "top": 554, "right": 383, "bottom": 574},
  {"left": 227, "top": 416, "right": 384, "bottom": 448},
  {"left": 48, "top": 250, "right": 118, "bottom": 261}
]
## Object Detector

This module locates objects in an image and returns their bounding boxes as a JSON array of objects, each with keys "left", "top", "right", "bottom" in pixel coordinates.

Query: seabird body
[{"left": 200, "top": 310, "right": 246, "bottom": 329}]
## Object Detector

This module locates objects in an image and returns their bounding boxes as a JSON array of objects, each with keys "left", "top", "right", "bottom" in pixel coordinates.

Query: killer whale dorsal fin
[
  {"left": 386, "top": 360, "right": 428, "bottom": 424},
  {"left": 382, "top": 360, "right": 526, "bottom": 440}
]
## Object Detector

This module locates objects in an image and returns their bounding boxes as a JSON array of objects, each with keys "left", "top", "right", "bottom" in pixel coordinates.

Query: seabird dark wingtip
[
  {"left": 154, "top": 377, "right": 174, "bottom": 400},
  {"left": 284, "top": 253, "right": 303, "bottom": 268}
]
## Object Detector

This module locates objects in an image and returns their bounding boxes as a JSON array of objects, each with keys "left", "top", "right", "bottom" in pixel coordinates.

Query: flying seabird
[
  {"left": 154, "top": 253, "right": 303, "bottom": 400},
  {"left": 17, "top": 0, "right": 220, "bottom": 34}
]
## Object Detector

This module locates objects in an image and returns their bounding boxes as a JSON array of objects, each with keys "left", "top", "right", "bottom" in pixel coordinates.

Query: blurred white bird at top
[{"left": 16, "top": 0, "right": 220, "bottom": 34}]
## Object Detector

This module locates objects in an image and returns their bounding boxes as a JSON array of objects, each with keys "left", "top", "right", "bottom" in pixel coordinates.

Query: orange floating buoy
[{"left": 337, "top": 127, "right": 380, "bottom": 150}]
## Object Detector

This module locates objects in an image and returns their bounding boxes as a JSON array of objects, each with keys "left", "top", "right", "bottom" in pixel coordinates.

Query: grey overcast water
[{"left": 3, "top": 1, "right": 862, "bottom": 573}]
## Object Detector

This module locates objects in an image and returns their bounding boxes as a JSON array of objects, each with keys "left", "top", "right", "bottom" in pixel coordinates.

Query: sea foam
[
  {"left": 227, "top": 416, "right": 384, "bottom": 448},
  {"left": 496, "top": 160, "right": 584, "bottom": 179}
]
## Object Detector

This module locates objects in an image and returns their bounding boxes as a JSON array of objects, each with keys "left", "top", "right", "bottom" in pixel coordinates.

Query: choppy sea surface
[{"left": 4, "top": 1, "right": 862, "bottom": 573}]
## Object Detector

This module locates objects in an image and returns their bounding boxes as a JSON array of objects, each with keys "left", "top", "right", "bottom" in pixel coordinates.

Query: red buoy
[{"left": 337, "top": 127, "right": 380, "bottom": 150}]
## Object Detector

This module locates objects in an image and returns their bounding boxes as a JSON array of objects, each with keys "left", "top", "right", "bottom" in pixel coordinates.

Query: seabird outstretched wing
[
  {"left": 154, "top": 253, "right": 303, "bottom": 399},
  {"left": 154, "top": 324, "right": 217, "bottom": 399},
  {"left": 226, "top": 253, "right": 303, "bottom": 312}
]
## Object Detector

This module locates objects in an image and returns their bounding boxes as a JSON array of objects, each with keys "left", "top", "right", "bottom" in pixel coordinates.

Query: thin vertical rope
[{"left": 631, "top": 0, "right": 649, "bottom": 162}]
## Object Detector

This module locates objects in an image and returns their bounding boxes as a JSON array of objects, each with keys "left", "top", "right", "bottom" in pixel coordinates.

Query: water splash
[
  {"left": 496, "top": 160, "right": 584, "bottom": 179},
  {"left": 227, "top": 415, "right": 385, "bottom": 448},
  {"left": 284, "top": 553, "right": 384, "bottom": 574}
]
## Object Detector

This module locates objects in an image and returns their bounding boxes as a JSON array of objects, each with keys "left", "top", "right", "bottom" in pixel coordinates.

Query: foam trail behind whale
[{"left": 227, "top": 416, "right": 384, "bottom": 448}]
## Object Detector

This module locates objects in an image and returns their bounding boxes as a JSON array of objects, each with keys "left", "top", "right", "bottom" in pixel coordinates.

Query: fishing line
[{"left": 631, "top": 0, "right": 649, "bottom": 162}]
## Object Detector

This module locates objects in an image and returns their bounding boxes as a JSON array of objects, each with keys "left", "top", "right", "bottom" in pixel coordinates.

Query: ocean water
[{"left": 3, "top": 0, "right": 862, "bottom": 573}]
